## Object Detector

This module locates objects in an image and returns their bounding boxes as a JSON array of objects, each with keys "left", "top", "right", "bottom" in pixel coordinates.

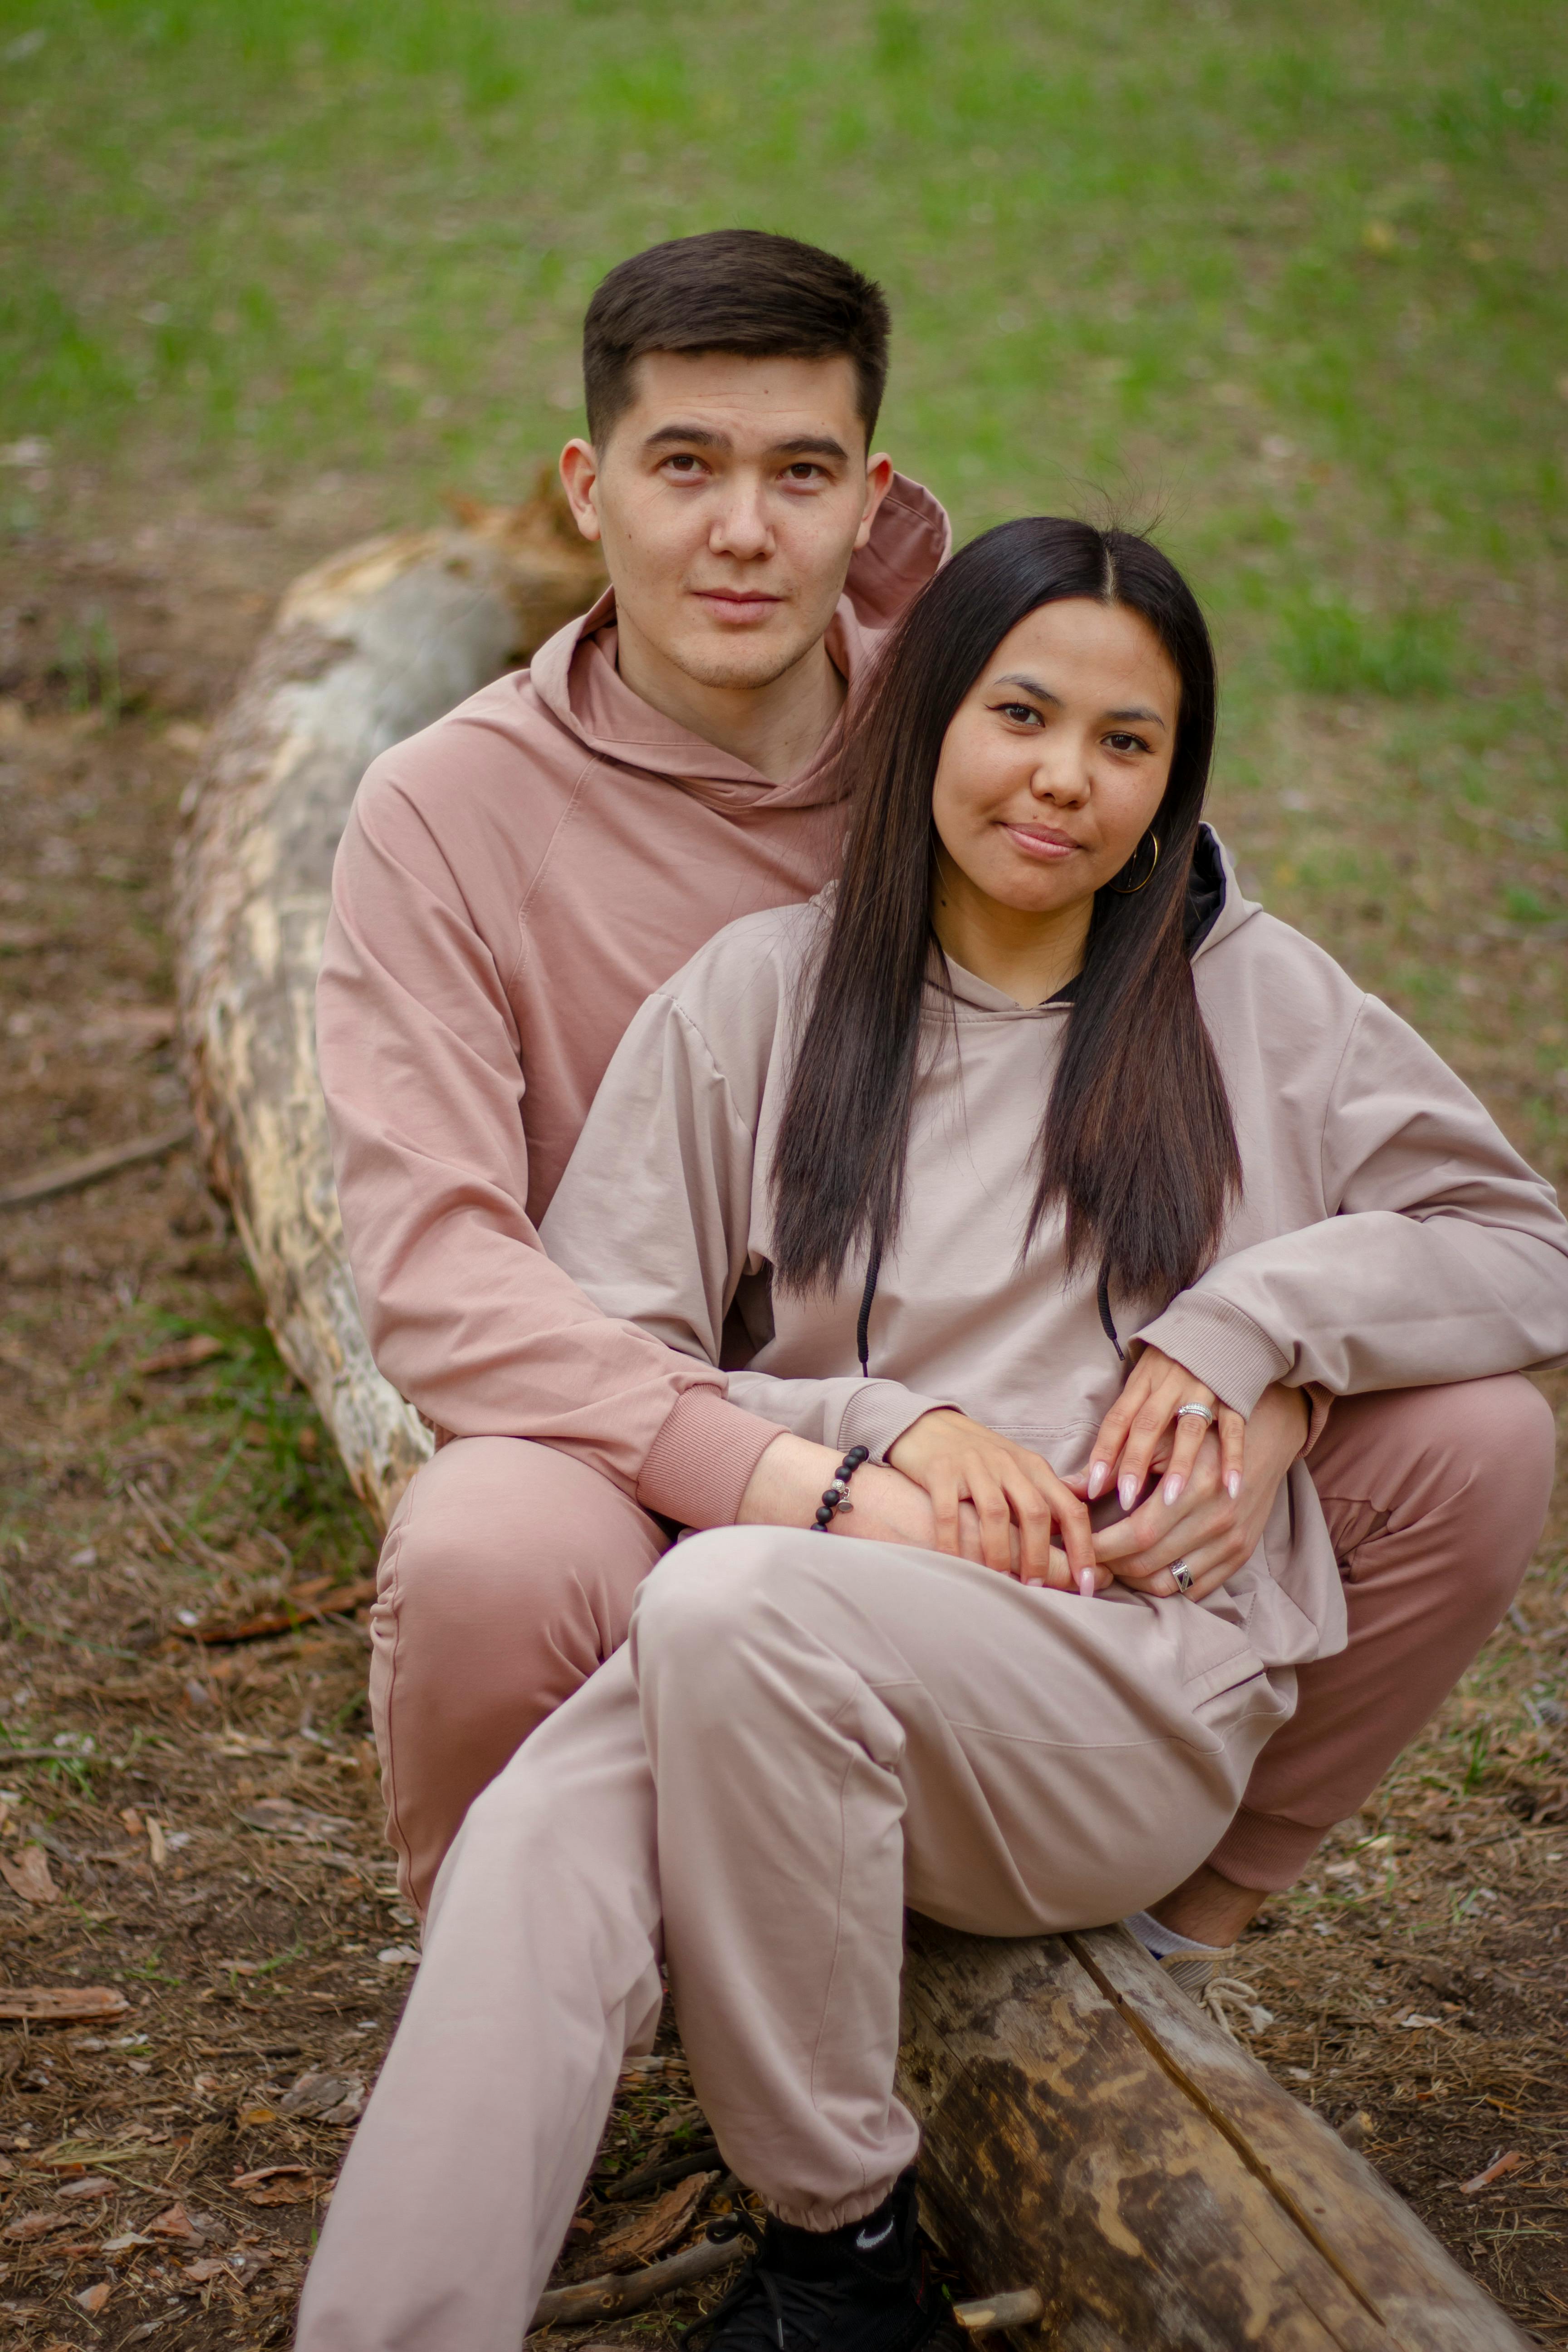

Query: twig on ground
[
  {"left": 0, "top": 1122, "right": 194, "bottom": 1210},
  {"left": 603, "top": 2138, "right": 722, "bottom": 2202},
  {"left": 530, "top": 2230, "right": 746, "bottom": 2327}
]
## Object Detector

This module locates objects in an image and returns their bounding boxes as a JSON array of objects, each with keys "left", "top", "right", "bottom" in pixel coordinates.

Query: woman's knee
[{"left": 631, "top": 1525, "right": 827, "bottom": 1679}]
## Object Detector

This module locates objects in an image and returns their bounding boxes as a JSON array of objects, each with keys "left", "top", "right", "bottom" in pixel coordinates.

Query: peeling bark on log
[
  {"left": 178, "top": 500, "right": 1530, "bottom": 2350},
  {"left": 172, "top": 480, "right": 605, "bottom": 1528},
  {"left": 898, "top": 1916, "right": 1530, "bottom": 2349}
]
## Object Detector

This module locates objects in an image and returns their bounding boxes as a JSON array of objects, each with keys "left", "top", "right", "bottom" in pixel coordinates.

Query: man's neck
[{"left": 612, "top": 610, "right": 848, "bottom": 785}]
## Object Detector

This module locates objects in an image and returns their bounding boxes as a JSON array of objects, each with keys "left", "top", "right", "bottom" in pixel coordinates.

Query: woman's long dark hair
[{"left": 770, "top": 516, "right": 1240, "bottom": 1309}]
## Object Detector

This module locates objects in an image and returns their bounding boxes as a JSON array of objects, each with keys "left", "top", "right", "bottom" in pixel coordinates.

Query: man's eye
[
  {"left": 783, "top": 462, "right": 825, "bottom": 481},
  {"left": 663, "top": 454, "right": 705, "bottom": 475}
]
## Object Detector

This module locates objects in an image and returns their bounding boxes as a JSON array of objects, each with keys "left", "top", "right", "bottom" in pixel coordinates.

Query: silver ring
[
  {"left": 1170, "top": 1559, "right": 1194, "bottom": 1593},
  {"left": 1175, "top": 1401, "right": 1214, "bottom": 1426}
]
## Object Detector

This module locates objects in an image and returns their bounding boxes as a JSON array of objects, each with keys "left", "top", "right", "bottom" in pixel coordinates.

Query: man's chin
[{"left": 667, "top": 626, "right": 824, "bottom": 696}]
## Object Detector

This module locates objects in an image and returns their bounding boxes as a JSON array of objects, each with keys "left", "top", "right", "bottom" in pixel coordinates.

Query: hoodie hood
[{"left": 524, "top": 470, "right": 951, "bottom": 813}]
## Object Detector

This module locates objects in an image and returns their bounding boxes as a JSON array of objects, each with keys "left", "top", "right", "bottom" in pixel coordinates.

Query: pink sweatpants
[
  {"left": 300, "top": 1529, "right": 1299, "bottom": 2352},
  {"left": 371, "top": 1376, "right": 1554, "bottom": 1913}
]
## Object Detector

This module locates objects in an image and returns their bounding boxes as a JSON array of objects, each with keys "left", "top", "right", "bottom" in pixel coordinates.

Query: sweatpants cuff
[{"left": 1207, "top": 1805, "right": 1329, "bottom": 1894}]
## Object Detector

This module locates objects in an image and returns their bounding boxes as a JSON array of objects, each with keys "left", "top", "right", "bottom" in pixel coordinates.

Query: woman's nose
[{"left": 1029, "top": 748, "right": 1091, "bottom": 804}]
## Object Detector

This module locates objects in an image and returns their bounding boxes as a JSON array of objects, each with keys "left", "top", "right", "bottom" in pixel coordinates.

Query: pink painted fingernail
[
  {"left": 1163, "top": 1473, "right": 1184, "bottom": 1508},
  {"left": 1118, "top": 1474, "right": 1138, "bottom": 1514},
  {"left": 1078, "top": 1566, "right": 1096, "bottom": 1599},
  {"left": 1087, "top": 1460, "right": 1109, "bottom": 1501},
  {"left": 1226, "top": 1470, "right": 1242, "bottom": 1501}
]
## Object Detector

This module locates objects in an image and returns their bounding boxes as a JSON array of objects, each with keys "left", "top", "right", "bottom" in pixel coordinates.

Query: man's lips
[
  {"left": 691, "top": 588, "right": 784, "bottom": 622},
  {"left": 1000, "top": 823, "right": 1081, "bottom": 861}
]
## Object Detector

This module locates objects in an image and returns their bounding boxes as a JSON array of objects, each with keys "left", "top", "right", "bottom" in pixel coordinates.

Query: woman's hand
[
  {"left": 1091, "top": 1382, "right": 1311, "bottom": 1599},
  {"left": 888, "top": 1410, "right": 1102, "bottom": 1592},
  {"left": 1085, "top": 1345, "right": 1245, "bottom": 1514}
]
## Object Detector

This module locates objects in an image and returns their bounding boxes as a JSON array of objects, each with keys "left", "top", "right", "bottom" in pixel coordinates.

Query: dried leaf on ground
[
  {"left": 1460, "top": 2150, "right": 1526, "bottom": 2194},
  {"left": 0, "top": 1844, "right": 59, "bottom": 1903},
  {"left": 279, "top": 2069, "right": 366, "bottom": 2124},
  {"left": 236, "top": 1798, "right": 354, "bottom": 1845},
  {"left": 582, "top": 2172, "right": 720, "bottom": 2273},
  {"left": 0, "top": 1985, "right": 129, "bottom": 2024},
  {"left": 147, "top": 2200, "right": 201, "bottom": 2243},
  {"left": 234, "top": 2161, "right": 317, "bottom": 2207},
  {"left": 55, "top": 2176, "right": 117, "bottom": 2201},
  {"left": 4, "top": 2211, "right": 72, "bottom": 2240},
  {"left": 74, "top": 2280, "right": 112, "bottom": 2315},
  {"left": 377, "top": 1944, "right": 420, "bottom": 1967}
]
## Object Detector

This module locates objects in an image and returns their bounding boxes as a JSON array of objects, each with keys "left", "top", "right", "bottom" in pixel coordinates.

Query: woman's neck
[{"left": 930, "top": 859, "right": 1093, "bottom": 1008}]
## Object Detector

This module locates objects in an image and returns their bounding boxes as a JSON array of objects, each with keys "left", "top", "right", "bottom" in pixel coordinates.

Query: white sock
[{"left": 1124, "top": 1907, "right": 1228, "bottom": 1959}]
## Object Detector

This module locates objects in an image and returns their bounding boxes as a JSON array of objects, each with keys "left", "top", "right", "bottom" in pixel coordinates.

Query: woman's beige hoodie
[{"left": 540, "top": 836, "right": 1568, "bottom": 1671}]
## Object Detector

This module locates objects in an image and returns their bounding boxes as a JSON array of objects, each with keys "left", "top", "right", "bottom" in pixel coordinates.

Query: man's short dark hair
[{"left": 582, "top": 230, "right": 891, "bottom": 449}]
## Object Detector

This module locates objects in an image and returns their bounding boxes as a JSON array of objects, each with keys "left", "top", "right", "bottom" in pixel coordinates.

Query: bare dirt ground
[{"left": 0, "top": 512, "right": 1564, "bottom": 2350}]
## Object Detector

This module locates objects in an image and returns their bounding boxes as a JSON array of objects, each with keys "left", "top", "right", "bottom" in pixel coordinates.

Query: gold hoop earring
[{"left": 1108, "top": 831, "right": 1160, "bottom": 896}]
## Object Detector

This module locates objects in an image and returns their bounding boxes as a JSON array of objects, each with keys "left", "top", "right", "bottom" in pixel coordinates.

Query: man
[{"left": 318, "top": 224, "right": 1550, "bottom": 1956}]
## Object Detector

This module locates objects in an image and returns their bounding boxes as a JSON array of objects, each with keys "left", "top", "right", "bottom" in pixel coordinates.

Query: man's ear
[
  {"left": 559, "top": 440, "right": 603, "bottom": 544},
  {"left": 853, "top": 453, "right": 897, "bottom": 552}
]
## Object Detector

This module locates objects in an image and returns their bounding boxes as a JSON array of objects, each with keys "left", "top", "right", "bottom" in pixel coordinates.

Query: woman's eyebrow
[{"left": 992, "top": 673, "right": 1169, "bottom": 728}]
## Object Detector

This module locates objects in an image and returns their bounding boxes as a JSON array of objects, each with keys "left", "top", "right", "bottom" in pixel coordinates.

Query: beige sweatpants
[{"left": 296, "top": 1527, "right": 1294, "bottom": 2352}]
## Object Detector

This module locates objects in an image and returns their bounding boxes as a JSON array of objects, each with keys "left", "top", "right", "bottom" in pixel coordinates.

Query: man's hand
[
  {"left": 887, "top": 1410, "right": 1101, "bottom": 1592},
  {"left": 1090, "top": 1382, "right": 1310, "bottom": 1600}
]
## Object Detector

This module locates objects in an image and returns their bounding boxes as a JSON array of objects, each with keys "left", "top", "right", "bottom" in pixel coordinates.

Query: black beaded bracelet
[{"left": 811, "top": 1445, "right": 870, "bottom": 1531}]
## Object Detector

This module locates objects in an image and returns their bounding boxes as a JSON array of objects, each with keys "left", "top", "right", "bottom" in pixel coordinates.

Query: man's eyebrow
[
  {"left": 640, "top": 425, "right": 850, "bottom": 461},
  {"left": 643, "top": 423, "right": 729, "bottom": 451},
  {"left": 993, "top": 673, "right": 1168, "bottom": 726}
]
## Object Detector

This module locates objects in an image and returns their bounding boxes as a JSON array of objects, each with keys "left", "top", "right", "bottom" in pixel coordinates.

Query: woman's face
[{"left": 930, "top": 597, "right": 1181, "bottom": 917}]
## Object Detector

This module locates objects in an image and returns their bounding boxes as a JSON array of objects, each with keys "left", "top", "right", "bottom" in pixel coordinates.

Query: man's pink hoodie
[{"left": 315, "top": 471, "right": 951, "bottom": 1531}]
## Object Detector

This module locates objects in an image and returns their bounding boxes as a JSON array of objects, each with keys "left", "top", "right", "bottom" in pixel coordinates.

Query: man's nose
[{"left": 707, "top": 478, "right": 774, "bottom": 561}]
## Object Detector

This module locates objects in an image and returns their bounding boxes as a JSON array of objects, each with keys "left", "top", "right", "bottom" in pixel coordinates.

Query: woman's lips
[{"left": 1000, "top": 823, "right": 1080, "bottom": 861}]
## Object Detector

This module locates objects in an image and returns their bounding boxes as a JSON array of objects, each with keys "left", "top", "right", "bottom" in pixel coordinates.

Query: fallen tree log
[
  {"left": 901, "top": 1916, "right": 1529, "bottom": 2349},
  {"left": 174, "top": 500, "right": 1531, "bottom": 2352},
  {"left": 173, "top": 479, "right": 604, "bottom": 1527}
]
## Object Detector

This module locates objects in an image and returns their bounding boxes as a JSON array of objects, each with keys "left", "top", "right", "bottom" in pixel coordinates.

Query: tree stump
[{"left": 174, "top": 498, "right": 1531, "bottom": 2352}]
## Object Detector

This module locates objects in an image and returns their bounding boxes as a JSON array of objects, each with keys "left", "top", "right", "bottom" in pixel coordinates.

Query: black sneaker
[{"left": 684, "top": 2170, "right": 956, "bottom": 2352}]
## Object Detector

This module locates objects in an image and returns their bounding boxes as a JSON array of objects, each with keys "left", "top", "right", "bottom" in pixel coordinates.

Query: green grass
[{"left": 1, "top": 0, "right": 1564, "bottom": 1178}]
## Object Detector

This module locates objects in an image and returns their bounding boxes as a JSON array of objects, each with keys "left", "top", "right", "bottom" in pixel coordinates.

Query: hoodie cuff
[
  {"left": 1132, "top": 1297, "right": 1291, "bottom": 1418},
  {"left": 636, "top": 1386, "right": 784, "bottom": 1530},
  {"left": 838, "top": 1382, "right": 963, "bottom": 1464}
]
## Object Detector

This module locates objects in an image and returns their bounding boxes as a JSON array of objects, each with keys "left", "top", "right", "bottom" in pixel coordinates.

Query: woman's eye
[
  {"left": 997, "top": 702, "right": 1042, "bottom": 725},
  {"left": 1104, "top": 731, "right": 1150, "bottom": 754}
]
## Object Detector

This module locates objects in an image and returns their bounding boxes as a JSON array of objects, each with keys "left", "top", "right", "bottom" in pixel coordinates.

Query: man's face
[{"left": 560, "top": 350, "right": 892, "bottom": 694}]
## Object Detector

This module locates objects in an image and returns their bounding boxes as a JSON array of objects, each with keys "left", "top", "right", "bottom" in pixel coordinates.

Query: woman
[{"left": 298, "top": 522, "right": 1568, "bottom": 2352}]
